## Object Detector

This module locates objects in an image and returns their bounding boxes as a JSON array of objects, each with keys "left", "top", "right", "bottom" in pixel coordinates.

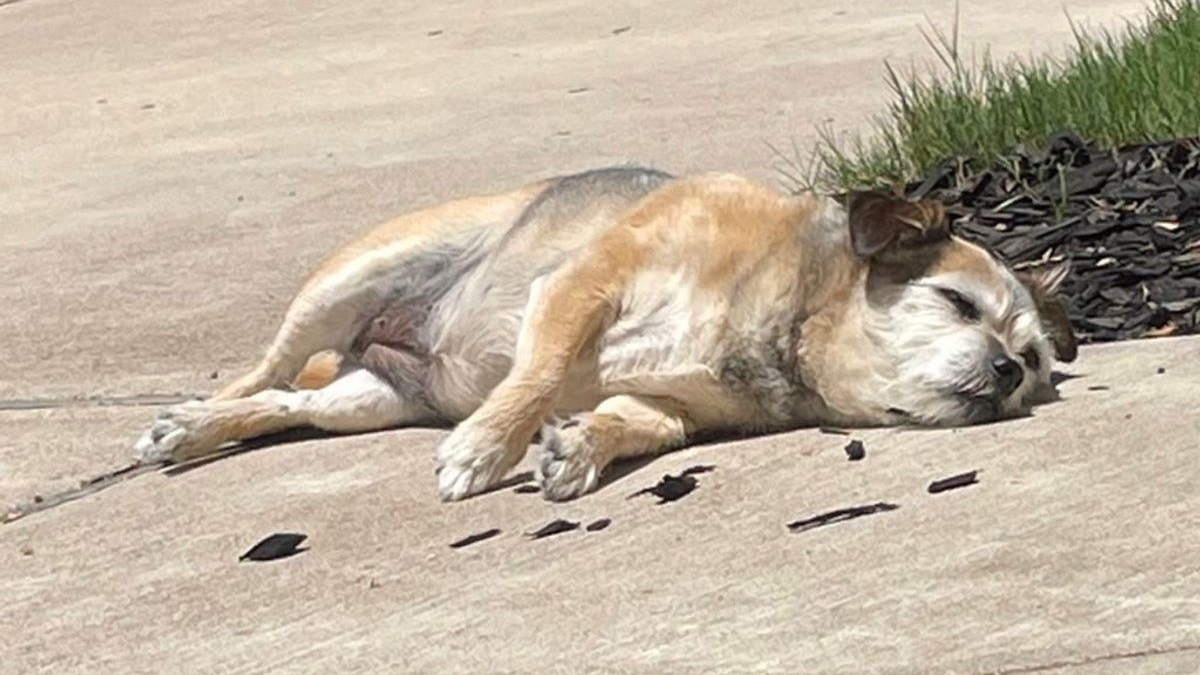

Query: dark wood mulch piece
[
  {"left": 901, "top": 131, "right": 1200, "bottom": 343},
  {"left": 585, "top": 518, "right": 612, "bottom": 532},
  {"left": 627, "top": 465, "right": 715, "bottom": 504},
  {"left": 526, "top": 519, "right": 580, "bottom": 539},
  {"left": 239, "top": 533, "right": 308, "bottom": 562},
  {"left": 927, "top": 470, "right": 980, "bottom": 494},
  {"left": 449, "top": 528, "right": 502, "bottom": 549},
  {"left": 787, "top": 502, "right": 899, "bottom": 533},
  {"left": 820, "top": 426, "right": 851, "bottom": 436},
  {"left": 629, "top": 471, "right": 703, "bottom": 504}
]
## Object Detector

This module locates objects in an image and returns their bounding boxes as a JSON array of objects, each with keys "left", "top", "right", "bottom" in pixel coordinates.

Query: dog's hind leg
[
  {"left": 209, "top": 184, "right": 549, "bottom": 402},
  {"left": 136, "top": 367, "right": 436, "bottom": 464},
  {"left": 290, "top": 350, "right": 344, "bottom": 391},
  {"left": 209, "top": 242, "right": 462, "bottom": 403},
  {"left": 209, "top": 286, "right": 382, "bottom": 402}
]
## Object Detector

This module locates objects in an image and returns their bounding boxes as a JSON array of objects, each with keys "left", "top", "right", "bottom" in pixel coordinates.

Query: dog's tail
[{"left": 290, "top": 350, "right": 344, "bottom": 390}]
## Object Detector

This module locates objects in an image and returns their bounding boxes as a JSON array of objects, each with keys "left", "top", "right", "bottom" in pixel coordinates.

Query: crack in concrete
[
  {"left": 3, "top": 427, "right": 334, "bottom": 524},
  {"left": 4, "top": 460, "right": 164, "bottom": 525},
  {"left": 991, "top": 643, "right": 1200, "bottom": 674}
]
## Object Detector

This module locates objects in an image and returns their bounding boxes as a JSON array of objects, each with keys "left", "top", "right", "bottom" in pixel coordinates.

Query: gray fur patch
[
  {"left": 716, "top": 331, "right": 809, "bottom": 426},
  {"left": 359, "top": 343, "right": 432, "bottom": 406},
  {"left": 503, "top": 165, "right": 674, "bottom": 244}
]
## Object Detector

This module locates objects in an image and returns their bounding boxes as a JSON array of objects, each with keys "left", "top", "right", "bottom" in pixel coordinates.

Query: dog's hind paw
[
  {"left": 133, "top": 403, "right": 217, "bottom": 464},
  {"left": 536, "top": 417, "right": 602, "bottom": 502},
  {"left": 134, "top": 421, "right": 185, "bottom": 464}
]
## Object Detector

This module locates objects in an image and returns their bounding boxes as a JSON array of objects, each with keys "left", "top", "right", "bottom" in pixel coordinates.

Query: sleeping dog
[{"left": 135, "top": 167, "right": 1076, "bottom": 501}]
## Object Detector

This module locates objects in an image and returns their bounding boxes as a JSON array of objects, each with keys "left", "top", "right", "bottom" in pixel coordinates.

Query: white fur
[
  {"left": 538, "top": 395, "right": 689, "bottom": 501},
  {"left": 435, "top": 418, "right": 519, "bottom": 501}
]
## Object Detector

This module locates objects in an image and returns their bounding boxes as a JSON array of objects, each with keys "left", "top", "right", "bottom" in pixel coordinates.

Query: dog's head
[{"left": 823, "top": 190, "right": 1076, "bottom": 426}]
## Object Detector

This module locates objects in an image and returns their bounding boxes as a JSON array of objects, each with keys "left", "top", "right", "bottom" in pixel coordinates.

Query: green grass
[{"left": 797, "top": 0, "right": 1200, "bottom": 191}]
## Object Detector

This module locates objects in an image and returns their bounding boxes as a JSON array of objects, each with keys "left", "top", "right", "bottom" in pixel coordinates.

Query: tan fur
[
  {"left": 1017, "top": 265, "right": 1078, "bottom": 362},
  {"left": 291, "top": 350, "right": 343, "bottom": 390},
  {"left": 931, "top": 240, "right": 1009, "bottom": 289}
]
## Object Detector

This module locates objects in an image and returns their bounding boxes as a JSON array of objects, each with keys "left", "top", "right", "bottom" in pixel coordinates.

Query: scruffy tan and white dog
[{"left": 135, "top": 167, "right": 1076, "bottom": 501}]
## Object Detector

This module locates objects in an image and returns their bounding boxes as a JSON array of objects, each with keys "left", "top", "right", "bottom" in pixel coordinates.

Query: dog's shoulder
[{"left": 626, "top": 172, "right": 823, "bottom": 238}]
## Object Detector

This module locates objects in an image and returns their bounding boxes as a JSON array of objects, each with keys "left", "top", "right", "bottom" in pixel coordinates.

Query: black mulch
[
  {"left": 902, "top": 131, "right": 1200, "bottom": 343},
  {"left": 238, "top": 533, "right": 308, "bottom": 562}
]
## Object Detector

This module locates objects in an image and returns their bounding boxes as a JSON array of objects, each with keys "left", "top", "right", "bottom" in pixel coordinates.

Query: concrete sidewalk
[
  {"left": 4, "top": 338, "right": 1198, "bottom": 674},
  {"left": 4, "top": 0, "right": 1197, "bottom": 673}
]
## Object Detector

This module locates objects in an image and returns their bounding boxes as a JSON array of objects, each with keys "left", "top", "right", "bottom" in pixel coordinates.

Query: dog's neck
[
  {"left": 787, "top": 196, "right": 905, "bottom": 426},
  {"left": 714, "top": 195, "right": 895, "bottom": 429}
]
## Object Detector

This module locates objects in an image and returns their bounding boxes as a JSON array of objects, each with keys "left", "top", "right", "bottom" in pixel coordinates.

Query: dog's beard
[
  {"left": 885, "top": 338, "right": 1011, "bottom": 426},
  {"left": 865, "top": 289, "right": 1051, "bottom": 427}
]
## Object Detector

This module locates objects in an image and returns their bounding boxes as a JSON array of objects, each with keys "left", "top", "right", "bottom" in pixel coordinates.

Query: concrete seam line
[{"left": 0, "top": 393, "right": 207, "bottom": 412}]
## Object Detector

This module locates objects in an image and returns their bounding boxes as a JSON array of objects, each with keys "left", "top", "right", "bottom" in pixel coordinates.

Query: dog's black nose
[{"left": 991, "top": 354, "right": 1024, "bottom": 398}]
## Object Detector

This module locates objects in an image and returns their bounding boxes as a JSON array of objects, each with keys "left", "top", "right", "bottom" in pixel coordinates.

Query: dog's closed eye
[{"left": 936, "top": 287, "right": 981, "bottom": 322}]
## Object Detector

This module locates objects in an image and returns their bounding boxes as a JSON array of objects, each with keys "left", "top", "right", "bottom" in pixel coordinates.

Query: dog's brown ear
[
  {"left": 1017, "top": 262, "right": 1078, "bottom": 363},
  {"left": 847, "top": 191, "right": 950, "bottom": 260}
]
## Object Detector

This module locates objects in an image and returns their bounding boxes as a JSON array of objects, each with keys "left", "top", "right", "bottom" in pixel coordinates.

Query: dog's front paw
[
  {"left": 537, "top": 416, "right": 603, "bottom": 502},
  {"left": 435, "top": 422, "right": 521, "bottom": 501},
  {"left": 133, "top": 402, "right": 217, "bottom": 464}
]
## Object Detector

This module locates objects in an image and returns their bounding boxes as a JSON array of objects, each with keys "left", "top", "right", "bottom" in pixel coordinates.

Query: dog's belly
[{"left": 422, "top": 293, "right": 524, "bottom": 420}]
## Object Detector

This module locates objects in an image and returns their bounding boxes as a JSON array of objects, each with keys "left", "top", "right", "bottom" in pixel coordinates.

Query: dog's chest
[{"left": 593, "top": 272, "right": 812, "bottom": 427}]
